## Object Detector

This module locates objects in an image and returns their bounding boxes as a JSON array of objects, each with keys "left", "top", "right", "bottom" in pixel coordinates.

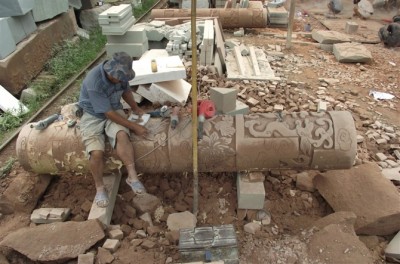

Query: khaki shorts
[{"left": 79, "top": 109, "right": 130, "bottom": 155}]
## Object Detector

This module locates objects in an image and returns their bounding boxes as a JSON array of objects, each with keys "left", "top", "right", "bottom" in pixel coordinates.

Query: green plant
[
  {"left": 0, "top": 157, "right": 15, "bottom": 178},
  {"left": 133, "top": 0, "right": 157, "bottom": 18}
]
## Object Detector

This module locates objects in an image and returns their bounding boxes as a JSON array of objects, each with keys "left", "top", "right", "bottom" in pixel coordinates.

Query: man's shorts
[{"left": 79, "top": 109, "right": 130, "bottom": 155}]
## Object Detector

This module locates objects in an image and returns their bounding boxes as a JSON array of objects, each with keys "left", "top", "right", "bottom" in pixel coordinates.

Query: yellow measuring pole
[{"left": 191, "top": 0, "right": 199, "bottom": 216}]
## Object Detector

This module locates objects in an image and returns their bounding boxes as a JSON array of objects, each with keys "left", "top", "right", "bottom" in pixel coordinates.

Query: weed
[
  {"left": 0, "top": 157, "right": 15, "bottom": 179},
  {"left": 133, "top": 0, "right": 157, "bottom": 18}
]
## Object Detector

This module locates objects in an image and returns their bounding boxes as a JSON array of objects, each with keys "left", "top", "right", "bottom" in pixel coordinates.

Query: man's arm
[
  {"left": 122, "top": 90, "right": 145, "bottom": 116},
  {"left": 105, "top": 110, "right": 147, "bottom": 136}
]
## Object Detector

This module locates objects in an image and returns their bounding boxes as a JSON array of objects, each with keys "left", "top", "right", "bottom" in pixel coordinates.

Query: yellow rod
[{"left": 191, "top": 0, "right": 199, "bottom": 216}]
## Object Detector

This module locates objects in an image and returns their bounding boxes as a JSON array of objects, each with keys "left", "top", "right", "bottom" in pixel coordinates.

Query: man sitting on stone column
[{"left": 78, "top": 51, "right": 148, "bottom": 207}]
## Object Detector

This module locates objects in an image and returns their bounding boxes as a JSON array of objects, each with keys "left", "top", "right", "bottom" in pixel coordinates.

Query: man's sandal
[
  {"left": 126, "top": 179, "right": 146, "bottom": 195},
  {"left": 94, "top": 190, "right": 109, "bottom": 208}
]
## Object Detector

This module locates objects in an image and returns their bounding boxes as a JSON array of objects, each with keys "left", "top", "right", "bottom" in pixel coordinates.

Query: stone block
[
  {"left": 105, "top": 41, "right": 148, "bottom": 58},
  {"left": 210, "top": 87, "right": 237, "bottom": 114},
  {"left": 317, "top": 101, "right": 327, "bottom": 112},
  {"left": 139, "top": 49, "right": 169, "bottom": 60},
  {"left": 226, "top": 100, "right": 249, "bottom": 115},
  {"left": 101, "top": 16, "right": 136, "bottom": 35},
  {"left": 108, "top": 229, "right": 124, "bottom": 240},
  {"left": 106, "top": 24, "right": 147, "bottom": 44},
  {"left": 5, "top": 12, "right": 37, "bottom": 44},
  {"left": 345, "top": 21, "right": 359, "bottom": 34},
  {"left": 136, "top": 79, "right": 191, "bottom": 105},
  {"left": 385, "top": 231, "right": 400, "bottom": 259},
  {"left": 0, "top": 85, "right": 28, "bottom": 116},
  {"left": 78, "top": 253, "right": 94, "bottom": 264},
  {"left": 0, "top": 0, "right": 34, "bottom": 17},
  {"left": 0, "top": 9, "right": 76, "bottom": 95},
  {"left": 312, "top": 30, "right": 350, "bottom": 44},
  {"left": 129, "top": 56, "right": 186, "bottom": 86},
  {"left": 20, "top": 87, "right": 37, "bottom": 103},
  {"left": 102, "top": 239, "right": 120, "bottom": 253},
  {"left": 244, "top": 222, "right": 261, "bottom": 234},
  {"left": 69, "top": 0, "right": 82, "bottom": 9},
  {"left": 88, "top": 172, "right": 121, "bottom": 226},
  {"left": 237, "top": 172, "right": 265, "bottom": 209},
  {"left": 167, "top": 211, "right": 197, "bottom": 231},
  {"left": 0, "top": 18, "right": 17, "bottom": 60},
  {"left": 32, "top": 0, "right": 69, "bottom": 22},
  {"left": 333, "top": 42, "right": 372, "bottom": 63}
]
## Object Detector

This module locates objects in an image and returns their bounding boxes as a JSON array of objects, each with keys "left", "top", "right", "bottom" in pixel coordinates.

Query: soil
[{"left": 1, "top": 1, "right": 400, "bottom": 264}]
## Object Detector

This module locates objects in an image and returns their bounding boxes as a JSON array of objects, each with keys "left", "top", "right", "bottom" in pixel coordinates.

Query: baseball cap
[{"left": 103, "top": 52, "right": 135, "bottom": 82}]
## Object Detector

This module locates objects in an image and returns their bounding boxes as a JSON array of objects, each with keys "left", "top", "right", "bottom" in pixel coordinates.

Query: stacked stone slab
[
  {"left": 267, "top": 6, "right": 288, "bottom": 27},
  {"left": 99, "top": 4, "right": 149, "bottom": 58},
  {"left": 199, "top": 20, "right": 214, "bottom": 66},
  {"left": 99, "top": 4, "right": 135, "bottom": 35},
  {"left": 0, "top": 0, "right": 37, "bottom": 60},
  {"left": 165, "top": 22, "right": 202, "bottom": 58},
  {"left": 32, "top": 0, "right": 69, "bottom": 22}
]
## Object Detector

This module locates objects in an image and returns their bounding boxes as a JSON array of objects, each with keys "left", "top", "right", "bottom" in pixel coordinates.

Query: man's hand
[
  {"left": 129, "top": 122, "right": 148, "bottom": 137},
  {"left": 133, "top": 107, "right": 146, "bottom": 117}
]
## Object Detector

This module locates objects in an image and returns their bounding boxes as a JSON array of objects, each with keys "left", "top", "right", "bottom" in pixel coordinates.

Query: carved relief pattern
[
  {"left": 199, "top": 116, "right": 236, "bottom": 171},
  {"left": 337, "top": 128, "right": 352, "bottom": 151}
]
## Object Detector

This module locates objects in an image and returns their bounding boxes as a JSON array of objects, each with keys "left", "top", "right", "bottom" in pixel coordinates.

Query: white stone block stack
[
  {"left": 99, "top": 4, "right": 150, "bottom": 58},
  {"left": 32, "top": 0, "right": 69, "bottom": 22},
  {"left": 0, "top": 0, "right": 38, "bottom": 60},
  {"left": 199, "top": 20, "right": 215, "bottom": 66}
]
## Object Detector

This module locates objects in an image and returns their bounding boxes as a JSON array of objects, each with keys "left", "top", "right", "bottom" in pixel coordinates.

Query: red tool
[{"left": 197, "top": 100, "right": 216, "bottom": 139}]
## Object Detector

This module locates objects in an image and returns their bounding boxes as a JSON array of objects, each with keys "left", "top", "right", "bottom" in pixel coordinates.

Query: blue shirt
[{"left": 78, "top": 61, "right": 129, "bottom": 119}]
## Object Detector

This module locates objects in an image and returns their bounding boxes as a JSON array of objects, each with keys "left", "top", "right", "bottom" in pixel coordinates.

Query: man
[
  {"left": 354, "top": 0, "right": 374, "bottom": 19},
  {"left": 79, "top": 52, "right": 147, "bottom": 208}
]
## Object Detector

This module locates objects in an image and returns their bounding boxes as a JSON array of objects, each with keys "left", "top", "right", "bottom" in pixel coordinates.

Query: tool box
[{"left": 178, "top": 224, "right": 239, "bottom": 264}]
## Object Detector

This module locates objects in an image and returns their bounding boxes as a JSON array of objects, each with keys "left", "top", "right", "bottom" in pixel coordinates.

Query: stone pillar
[{"left": 16, "top": 111, "right": 357, "bottom": 175}]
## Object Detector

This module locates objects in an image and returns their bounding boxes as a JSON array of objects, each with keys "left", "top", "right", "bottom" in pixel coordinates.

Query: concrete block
[
  {"left": 101, "top": 16, "right": 136, "bottom": 35},
  {"left": 137, "top": 79, "right": 191, "bottom": 105},
  {"left": 226, "top": 100, "right": 249, "bottom": 115},
  {"left": 32, "top": 0, "right": 69, "bottom": 22},
  {"left": 345, "top": 21, "right": 358, "bottom": 34},
  {"left": 106, "top": 24, "right": 147, "bottom": 44},
  {"left": 0, "top": 9, "right": 76, "bottom": 95},
  {"left": 102, "top": 239, "right": 120, "bottom": 253},
  {"left": 6, "top": 11, "right": 37, "bottom": 44},
  {"left": 105, "top": 41, "right": 148, "bottom": 58},
  {"left": 129, "top": 56, "right": 186, "bottom": 86},
  {"left": 385, "top": 231, "right": 400, "bottom": 259},
  {"left": 108, "top": 229, "right": 124, "bottom": 240},
  {"left": 0, "top": 0, "right": 34, "bottom": 17},
  {"left": 237, "top": 172, "right": 265, "bottom": 209},
  {"left": 21, "top": 88, "right": 37, "bottom": 103},
  {"left": 78, "top": 253, "right": 95, "bottom": 264},
  {"left": 210, "top": 87, "right": 237, "bottom": 114},
  {"left": 30, "top": 208, "right": 71, "bottom": 223},
  {"left": 0, "top": 85, "right": 28, "bottom": 116},
  {"left": 0, "top": 18, "right": 17, "bottom": 60},
  {"left": 88, "top": 172, "right": 122, "bottom": 226}
]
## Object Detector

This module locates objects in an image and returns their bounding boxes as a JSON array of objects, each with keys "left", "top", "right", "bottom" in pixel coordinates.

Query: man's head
[{"left": 103, "top": 52, "right": 135, "bottom": 83}]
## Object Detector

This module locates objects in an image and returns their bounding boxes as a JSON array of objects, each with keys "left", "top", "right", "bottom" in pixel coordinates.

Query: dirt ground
[{"left": 1, "top": 1, "right": 400, "bottom": 264}]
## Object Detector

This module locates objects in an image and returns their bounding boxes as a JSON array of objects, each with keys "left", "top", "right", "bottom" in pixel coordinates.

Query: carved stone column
[{"left": 16, "top": 111, "right": 357, "bottom": 175}]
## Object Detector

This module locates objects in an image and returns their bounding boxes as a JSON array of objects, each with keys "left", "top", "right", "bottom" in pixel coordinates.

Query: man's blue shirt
[{"left": 78, "top": 61, "right": 129, "bottom": 119}]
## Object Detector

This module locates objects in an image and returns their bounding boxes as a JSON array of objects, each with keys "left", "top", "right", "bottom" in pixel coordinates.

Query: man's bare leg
[
  {"left": 115, "top": 131, "right": 146, "bottom": 194},
  {"left": 90, "top": 150, "right": 109, "bottom": 207}
]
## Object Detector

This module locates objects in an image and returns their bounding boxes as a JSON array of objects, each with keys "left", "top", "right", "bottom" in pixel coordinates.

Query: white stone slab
[
  {"left": 0, "top": 0, "right": 35, "bottom": 17},
  {"left": 101, "top": 16, "right": 136, "bottom": 36},
  {"left": 99, "top": 4, "right": 131, "bottom": 19},
  {"left": 107, "top": 24, "right": 147, "bottom": 44},
  {"left": 98, "top": 9, "right": 132, "bottom": 25},
  {"left": 106, "top": 41, "right": 148, "bottom": 58},
  {"left": 0, "top": 85, "right": 28, "bottom": 115},
  {"left": 129, "top": 56, "right": 186, "bottom": 86},
  {"left": 88, "top": 172, "right": 121, "bottom": 226},
  {"left": 226, "top": 46, "right": 280, "bottom": 81},
  {"left": 139, "top": 49, "right": 169, "bottom": 61},
  {"left": 31, "top": 208, "right": 71, "bottom": 224},
  {"left": 32, "top": 0, "right": 69, "bottom": 22},
  {"left": 137, "top": 79, "right": 191, "bottom": 105},
  {"left": 0, "top": 18, "right": 17, "bottom": 60},
  {"left": 385, "top": 231, "right": 400, "bottom": 259}
]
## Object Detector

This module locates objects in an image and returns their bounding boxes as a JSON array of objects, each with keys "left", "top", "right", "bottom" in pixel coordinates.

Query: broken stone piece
[
  {"left": 167, "top": 211, "right": 197, "bottom": 231},
  {"left": 102, "top": 239, "right": 120, "bottom": 253},
  {"left": 30, "top": 208, "right": 71, "bottom": 224}
]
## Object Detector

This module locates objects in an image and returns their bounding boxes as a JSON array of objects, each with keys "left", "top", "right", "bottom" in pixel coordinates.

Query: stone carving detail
[{"left": 16, "top": 112, "right": 356, "bottom": 174}]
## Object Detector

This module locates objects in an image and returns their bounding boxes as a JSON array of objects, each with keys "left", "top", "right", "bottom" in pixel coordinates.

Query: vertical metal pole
[
  {"left": 286, "top": 0, "right": 296, "bottom": 49},
  {"left": 191, "top": 0, "right": 199, "bottom": 216}
]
